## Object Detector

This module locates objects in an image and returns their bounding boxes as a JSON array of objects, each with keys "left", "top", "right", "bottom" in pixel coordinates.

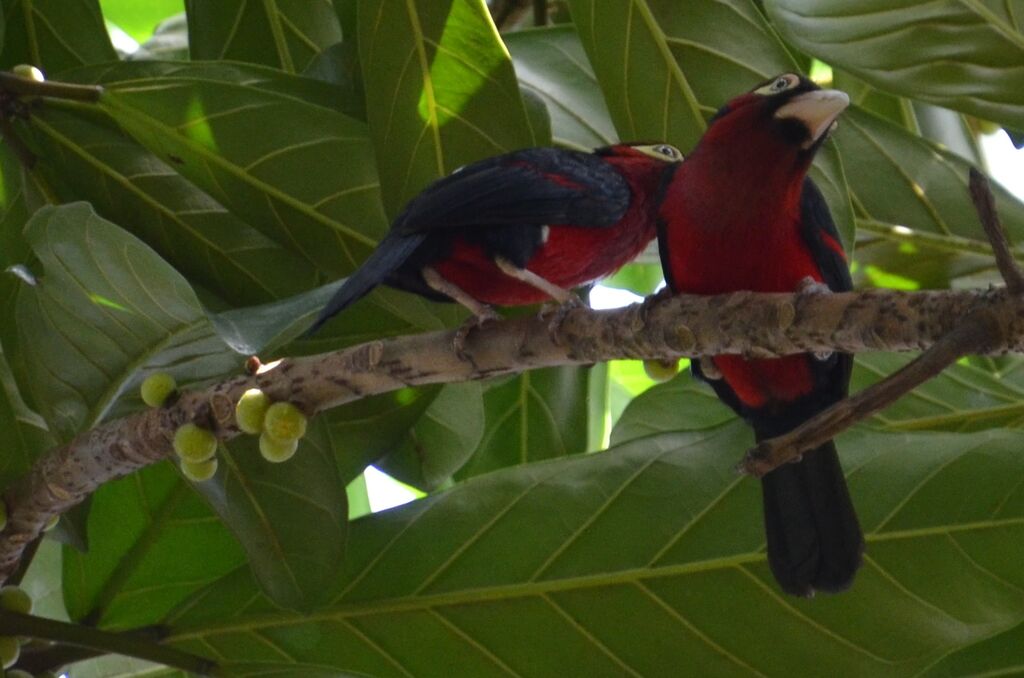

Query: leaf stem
[
  {"left": 0, "top": 611, "right": 220, "bottom": 676},
  {"left": 0, "top": 72, "right": 103, "bottom": 102}
]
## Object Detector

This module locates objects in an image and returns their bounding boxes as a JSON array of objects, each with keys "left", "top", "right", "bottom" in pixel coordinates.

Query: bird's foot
[
  {"left": 795, "top": 277, "right": 834, "bottom": 361},
  {"left": 697, "top": 356, "right": 722, "bottom": 380},
  {"left": 539, "top": 295, "right": 585, "bottom": 345},
  {"left": 637, "top": 286, "right": 673, "bottom": 326},
  {"left": 453, "top": 307, "right": 501, "bottom": 361},
  {"left": 795, "top": 276, "right": 830, "bottom": 296}
]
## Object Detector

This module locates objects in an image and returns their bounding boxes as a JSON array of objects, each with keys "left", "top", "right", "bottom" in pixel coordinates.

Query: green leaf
[
  {"left": 0, "top": 341, "right": 53, "bottom": 489},
  {"left": 358, "top": 0, "right": 538, "bottom": 216},
  {"left": 568, "top": 0, "right": 795, "bottom": 152},
  {"left": 766, "top": 0, "right": 1024, "bottom": 131},
  {"left": 193, "top": 422, "right": 348, "bottom": 613},
  {"left": 164, "top": 426, "right": 1024, "bottom": 676},
  {"left": 854, "top": 354, "right": 1024, "bottom": 432},
  {"left": 15, "top": 203, "right": 238, "bottom": 441},
  {"left": 63, "top": 462, "right": 246, "bottom": 628},
  {"left": 505, "top": 25, "right": 616, "bottom": 151},
  {"left": 839, "top": 107, "right": 1024, "bottom": 289},
  {"left": 0, "top": 0, "right": 116, "bottom": 73},
  {"left": 185, "top": 0, "right": 342, "bottom": 74},
  {"left": 610, "top": 368, "right": 734, "bottom": 445},
  {"left": 602, "top": 262, "right": 663, "bottom": 295},
  {"left": 99, "top": 0, "right": 183, "bottom": 43},
  {"left": 76, "top": 60, "right": 387, "bottom": 278},
  {"left": 455, "top": 367, "right": 588, "bottom": 480},
  {"left": 377, "top": 382, "right": 485, "bottom": 490},
  {"left": 26, "top": 107, "right": 318, "bottom": 305}
]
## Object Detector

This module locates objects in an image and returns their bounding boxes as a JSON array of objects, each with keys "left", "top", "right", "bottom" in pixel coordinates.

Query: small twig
[
  {"left": 0, "top": 611, "right": 219, "bottom": 675},
  {"left": 970, "top": 167, "right": 1024, "bottom": 293},
  {"left": 0, "top": 71, "right": 103, "bottom": 102},
  {"left": 738, "top": 310, "right": 1000, "bottom": 476}
]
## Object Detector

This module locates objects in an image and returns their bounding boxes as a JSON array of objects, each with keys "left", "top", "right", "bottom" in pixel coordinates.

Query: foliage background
[{"left": 2, "top": 0, "right": 1024, "bottom": 675}]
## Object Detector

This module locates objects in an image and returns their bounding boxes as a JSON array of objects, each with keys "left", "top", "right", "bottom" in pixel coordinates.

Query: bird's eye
[
  {"left": 654, "top": 144, "right": 680, "bottom": 159},
  {"left": 754, "top": 73, "right": 799, "bottom": 96}
]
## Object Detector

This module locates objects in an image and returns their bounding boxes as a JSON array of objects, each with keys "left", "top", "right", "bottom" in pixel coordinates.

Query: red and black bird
[
  {"left": 308, "top": 143, "right": 683, "bottom": 335},
  {"left": 659, "top": 73, "right": 863, "bottom": 596}
]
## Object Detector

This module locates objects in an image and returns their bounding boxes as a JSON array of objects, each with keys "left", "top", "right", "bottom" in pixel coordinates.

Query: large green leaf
[
  {"left": 839, "top": 107, "right": 1024, "bottom": 289},
  {"left": 14, "top": 203, "right": 238, "bottom": 441},
  {"left": 63, "top": 462, "right": 246, "bottom": 629},
  {"left": 185, "top": 0, "right": 342, "bottom": 74},
  {"left": 377, "top": 382, "right": 485, "bottom": 490},
  {"left": 0, "top": 0, "right": 115, "bottom": 73},
  {"left": 505, "top": 26, "right": 616, "bottom": 151},
  {"left": 69, "top": 61, "right": 387, "bottom": 278},
  {"left": 25, "top": 107, "right": 318, "bottom": 305},
  {"left": 358, "top": 0, "right": 538, "bottom": 216},
  {"left": 766, "top": 0, "right": 1024, "bottom": 130},
  {"left": 455, "top": 367, "right": 589, "bottom": 480},
  {"left": 193, "top": 422, "right": 348, "bottom": 613},
  {"left": 162, "top": 426, "right": 1024, "bottom": 676}
]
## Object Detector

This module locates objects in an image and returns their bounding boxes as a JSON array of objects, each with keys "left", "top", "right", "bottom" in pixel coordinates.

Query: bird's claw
[
  {"left": 795, "top": 278, "right": 833, "bottom": 361},
  {"left": 637, "top": 286, "right": 673, "bottom": 326},
  {"left": 540, "top": 296, "right": 585, "bottom": 345},
  {"left": 698, "top": 356, "right": 722, "bottom": 380},
  {"left": 453, "top": 308, "right": 501, "bottom": 361},
  {"left": 796, "top": 276, "right": 830, "bottom": 296}
]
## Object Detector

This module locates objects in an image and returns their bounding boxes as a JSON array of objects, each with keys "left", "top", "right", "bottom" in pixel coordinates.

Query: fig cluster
[{"left": 236, "top": 390, "right": 308, "bottom": 463}]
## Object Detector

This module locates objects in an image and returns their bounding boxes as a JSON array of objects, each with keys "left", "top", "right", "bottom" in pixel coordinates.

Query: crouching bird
[
  {"left": 658, "top": 73, "right": 864, "bottom": 596},
  {"left": 307, "top": 143, "right": 683, "bottom": 337}
]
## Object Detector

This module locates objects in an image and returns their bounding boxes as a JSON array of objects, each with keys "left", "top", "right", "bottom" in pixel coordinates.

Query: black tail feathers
[
  {"left": 305, "top": 233, "right": 426, "bottom": 336},
  {"left": 758, "top": 437, "right": 864, "bottom": 596}
]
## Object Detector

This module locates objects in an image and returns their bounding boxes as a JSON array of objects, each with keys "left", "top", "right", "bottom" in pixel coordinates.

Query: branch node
[
  {"left": 209, "top": 392, "right": 235, "bottom": 428},
  {"left": 777, "top": 301, "right": 796, "bottom": 329},
  {"left": 675, "top": 325, "right": 695, "bottom": 351}
]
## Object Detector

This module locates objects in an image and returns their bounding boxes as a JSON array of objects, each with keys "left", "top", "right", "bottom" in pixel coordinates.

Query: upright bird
[
  {"left": 308, "top": 143, "right": 683, "bottom": 336},
  {"left": 658, "top": 73, "right": 863, "bottom": 596}
]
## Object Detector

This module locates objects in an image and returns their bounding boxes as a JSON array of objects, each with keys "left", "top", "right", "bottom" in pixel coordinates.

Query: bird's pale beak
[{"left": 775, "top": 89, "right": 850, "bottom": 149}]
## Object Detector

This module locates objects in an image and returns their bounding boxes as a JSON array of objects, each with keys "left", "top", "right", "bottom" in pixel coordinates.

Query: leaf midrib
[{"left": 169, "top": 515, "right": 1024, "bottom": 639}]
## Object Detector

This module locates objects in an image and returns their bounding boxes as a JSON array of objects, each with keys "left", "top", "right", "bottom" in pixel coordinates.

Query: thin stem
[
  {"left": 738, "top": 311, "right": 999, "bottom": 476},
  {"left": 969, "top": 167, "right": 1024, "bottom": 293},
  {"left": 0, "top": 72, "right": 103, "bottom": 102},
  {"left": 0, "top": 611, "right": 219, "bottom": 676}
]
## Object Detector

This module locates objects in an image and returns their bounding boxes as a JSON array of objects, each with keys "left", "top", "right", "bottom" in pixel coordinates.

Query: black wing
[
  {"left": 800, "top": 178, "right": 852, "bottom": 294},
  {"left": 392, "top": 147, "right": 632, "bottom": 235},
  {"left": 307, "top": 148, "right": 632, "bottom": 335},
  {"left": 800, "top": 177, "right": 853, "bottom": 401}
]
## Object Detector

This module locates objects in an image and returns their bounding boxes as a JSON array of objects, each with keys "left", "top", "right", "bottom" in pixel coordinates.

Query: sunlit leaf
[
  {"left": 766, "top": 0, "right": 1024, "bottom": 131},
  {"left": 359, "top": 0, "right": 538, "bottom": 216}
]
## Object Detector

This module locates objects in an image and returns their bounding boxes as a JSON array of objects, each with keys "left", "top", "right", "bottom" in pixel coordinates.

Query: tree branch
[{"left": 1, "top": 285, "right": 1023, "bottom": 583}]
